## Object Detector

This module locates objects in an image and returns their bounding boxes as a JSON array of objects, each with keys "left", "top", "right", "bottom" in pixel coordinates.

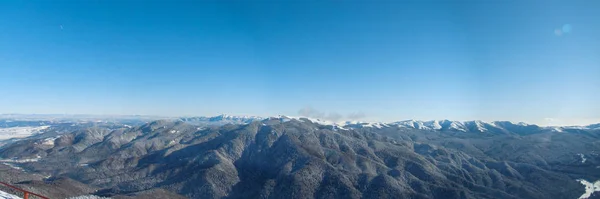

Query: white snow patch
[
  {"left": 0, "top": 190, "right": 21, "bottom": 199},
  {"left": 577, "top": 179, "right": 600, "bottom": 199},
  {"left": 474, "top": 121, "right": 488, "bottom": 132},
  {"left": 279, "top": 117, "right": 292, "bottom": 122},
  {"left": 0, "top": 126, "right": 50, "bottom": 140},
  {"left": 339, "top": 121, "right": 388, "bottom": 129},
  {"left": 304, "top": 117, "right": 335, "bottom": 126},
  {"left": 448, "top": 121, "right": 467, "bottom": 132},
  {"left": 391, "top": 120, "right": 422, "bottom": 129},
  {"left": 1, "top": 155, "right": 41, "bottom": 163},
  {"left": 284, "top": 116, "right": 348, "bottom": 127},
  {"left": 332, "top": 126, "right": 344, "bottom": 131},
  {"left": 413, "top": 121, "right": 426, "bottom": 129},
  {"left": 427, "top": 120, "right": 443, "bottom": 130},
  {"left": 578, "top": 154, "right": 587, "bottom": 163},
  {"left": 39, "top": 136, "right": 60, "bottom": 146},
  {"left": 2, "top": 163, "right": 23, "bottom": 171},
  {"left": 373, "top": 123, "right": 382, "bottom": 128},
  {"left": 361, "top": 122, "right": 386, "bottom": 128}
]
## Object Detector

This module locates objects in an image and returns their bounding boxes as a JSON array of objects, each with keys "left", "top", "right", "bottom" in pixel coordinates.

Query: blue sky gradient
[{"left": 1, "top": 1, "right": 599, "bottom": 125}]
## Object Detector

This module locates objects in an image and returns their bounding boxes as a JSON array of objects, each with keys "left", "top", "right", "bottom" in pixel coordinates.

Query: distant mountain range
[
  {"left": 269, "top": 115, "right": 600, "bottom": 136},
  {"left": 177, "top": 114, "right": 265, "bottom": 125},
  {"left": 341, "top": 119, "right": 600, "bottom": 134},
  {"left": 0, "top": 115, "right": 599, "bottom": 198},
  {"left": 3, "top": 114, "right": 599, "bottom": 129}
]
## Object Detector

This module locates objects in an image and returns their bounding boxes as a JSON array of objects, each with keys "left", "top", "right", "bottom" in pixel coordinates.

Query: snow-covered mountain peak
[
  {"left": 211, "top": 114, "right": 263, "bottom": 120},
  {"left": 390, "top": 120, "right": 423, "bottom": 129},
  {"left": 423, "top": 120, "right": 443, "bottom": 130},
  {"left": 342, "top": 121, "right": 388, "bottom": 129},
  {"left": 178, "top": 115, "right": 264, "bottom": 125},
  {"left": 472, "top": 120, "right": 489, "bottom": 132},
  {"left": 176, "top": 115, "right": 600, "bottom": 133},
  {"left": 271, "top": 115, "right": 339, "bottom": 126},
  {"left": 447, "top": 121, "right": 467, "bottom": 132}
]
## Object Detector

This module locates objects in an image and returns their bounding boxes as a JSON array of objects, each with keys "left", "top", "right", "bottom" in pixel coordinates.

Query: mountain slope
[{"left": 2, "top": 118, "right": 597, "bottom": 198}]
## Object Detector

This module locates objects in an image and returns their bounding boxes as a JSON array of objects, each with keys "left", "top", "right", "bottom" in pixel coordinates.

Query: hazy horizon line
[{"left": 1, "top": 113, "right": 598, "bottom": 127}]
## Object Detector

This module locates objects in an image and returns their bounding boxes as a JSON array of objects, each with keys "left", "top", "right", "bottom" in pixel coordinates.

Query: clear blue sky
[{"left": 1, "top": 1, "right": 599, "bottom": 125}]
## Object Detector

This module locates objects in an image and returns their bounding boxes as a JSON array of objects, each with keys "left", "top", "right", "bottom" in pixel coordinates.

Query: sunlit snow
[
  {"left": 0, "top": 126, "right": 49, "bottom": 140},
  {"left": 0, "top": 155, "right": 41, "bottom": 163},
  {"left": 1, "top": 163, "right": 23, "bottom": 171},
  {"left": 578, "top": 154, "right": 587, "bottom": 163},
  {"left": 474, "top": 121, "right": 488, "bottom": 132},
  {"left": 577, "top": 179, "right": 600, "bottom": 199},
  {"left": 39, "top": 136, "right": 60, "bottom": 146},
  {"left": 0, "top": 190, "right": 21, "bottom": 199}
]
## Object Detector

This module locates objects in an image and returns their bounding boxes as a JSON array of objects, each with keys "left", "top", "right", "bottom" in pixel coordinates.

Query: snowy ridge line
[
  {"left": 1, "top": 114, "right": 599, "bottom": 134},
  {"left": 267, "top": 116, "right": 600, "bottom": 133},
  {"left": 171, "top": 114, "right": 600, "bottom": 129}
]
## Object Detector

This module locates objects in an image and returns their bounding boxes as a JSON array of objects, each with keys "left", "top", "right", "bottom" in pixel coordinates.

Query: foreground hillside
[{"left": 1, "top": 118, "right": 599, "bottom": 198}]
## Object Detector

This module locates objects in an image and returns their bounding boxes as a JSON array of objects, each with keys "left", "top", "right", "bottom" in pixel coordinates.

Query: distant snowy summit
[
  {"left": 178, "top": 114, "right": 265, "bottom": 125},
  {"left": 337, "top": 119, "right": 600, "bottom": 134},
  {"left": 2, "top": 114, "right": 598, "bottom": 134},
  {"left": 346, "top": 120, "right": 543, "bottom": 134},
  {"left": 273, "top": 117, "right": 522, "bottom": 133},
  {"left": 179, "top": 114, "right": 600, "bottom": 135}
]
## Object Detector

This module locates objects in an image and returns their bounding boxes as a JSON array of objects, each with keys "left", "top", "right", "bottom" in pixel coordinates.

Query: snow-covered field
[
  {"left": 0, "top": 190, "right": 20, "bottom": 199},
  {"left": 0, "top": 126, "right": 49, "bottom": 140},
  {"left": 577, "top": 179, "right": 600, "bottom": 199}
]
